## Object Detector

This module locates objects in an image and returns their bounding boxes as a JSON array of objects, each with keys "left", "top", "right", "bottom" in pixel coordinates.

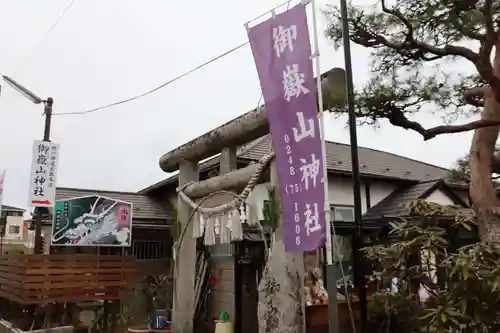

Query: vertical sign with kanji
[
  {"left": 247, "top": 4, "right": 326, "bottom": 252},
  {"left": 28, "top": 140, "right": 60, "bottom": 207}
]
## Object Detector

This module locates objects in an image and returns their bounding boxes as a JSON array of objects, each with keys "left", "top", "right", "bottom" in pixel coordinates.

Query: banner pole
[
  {"left": 308, "top": 0, "right": 332, "bottom": 266},
  {"left": 246, "top": 0, "right": 297, "bottom": 27},
  {"left": 308, "top": 1, "right": 340, "bottom": 333}
]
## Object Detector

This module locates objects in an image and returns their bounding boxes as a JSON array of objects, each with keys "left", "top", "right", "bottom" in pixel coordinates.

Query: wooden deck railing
[{"left": 0, "top": 254, "right": 136, "bottom": 304}]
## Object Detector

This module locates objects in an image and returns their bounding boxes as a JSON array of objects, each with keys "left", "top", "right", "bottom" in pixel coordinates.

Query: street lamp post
[
  {"left": 2, "top": 76, "right": 53, "bottom": 254},
  {"left": 324, "top": 65, "right": 367, "bottom": 333},
  {"left": 338, "top": 0, "right": 368, "bottom": 330},
  {"left": 322, "top": 1, "right": 368, "bottom": 331}
]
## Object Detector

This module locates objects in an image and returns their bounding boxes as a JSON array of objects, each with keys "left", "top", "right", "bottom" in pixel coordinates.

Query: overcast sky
[{"left": 0, "top": 0, "right": 475, "bottom": 210}]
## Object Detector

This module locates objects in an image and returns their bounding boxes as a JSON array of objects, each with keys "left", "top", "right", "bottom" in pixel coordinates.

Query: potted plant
[{"left": 91, "top": 307, "right": 133, "bottom": 333}]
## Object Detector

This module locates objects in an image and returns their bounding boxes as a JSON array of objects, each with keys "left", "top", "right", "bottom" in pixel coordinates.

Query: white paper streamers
[
  {"left": 246, "top": 201, "right": 259, "bottom": 226},
  {"left": 226, "top": 214, "right": 232, "bottom": 231},
  {"left": 231, "top": 209, "right": 243, "bottom": 241},
  {"left": 192, "top": 211, "right": 203, "bottom": 238},
  {"left": 199, "top": 214, "right": 205, "bottom": 236},
  {"left": 191, "top": 202, "right": 259, "bottom": 244},
  {"left": 239, "top": 204, "right": 247, "bottom": 224},
  {"left": 219, "top": 215, "right": 231, "bottom": 244},
  {"left": 214, "top": 216, "right": 220, "bottom": 236},
  {"left": 204, "top": 217, "right": 216, "bottom": 246},
  {"left": 245, "top": 190, "right": 258, "bottom": 226}
]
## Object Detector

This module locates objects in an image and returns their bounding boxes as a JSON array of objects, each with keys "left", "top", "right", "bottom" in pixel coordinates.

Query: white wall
[
  {"left": 425, "top": 189, "right": 456, "bottom": 205},
  {"left": 327, "top": 176, "right": 398, "bottom": 213},
  {"left": 246, "top": 174, "right": 399, "bottom": 219},
  {"left": 4, "top": 216, "right": 23, "bottom": 240}
]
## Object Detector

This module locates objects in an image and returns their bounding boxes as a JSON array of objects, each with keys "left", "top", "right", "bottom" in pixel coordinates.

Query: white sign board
[
  {"left": 0, "top": 170, "right": 5, "bottom": 216},
  {"left": 28, "top": 140, "right": 59, "bottom": 208}
]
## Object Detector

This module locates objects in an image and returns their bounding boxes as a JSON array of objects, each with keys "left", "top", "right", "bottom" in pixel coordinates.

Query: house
[
  {"left": 141, "top": 133, "right": 472, "bottom": 332},
  {"left": 143, "top": 134, "right": 468, "bottom": 210},
  {"left": 41, "top": 187, "right": 174, "bottom": 276},
  {"left": 0, "top": 205, "right": 25, "bottom": 243},
  {"left": 39, "top": 121, "right": 470, "bottom": 330}
]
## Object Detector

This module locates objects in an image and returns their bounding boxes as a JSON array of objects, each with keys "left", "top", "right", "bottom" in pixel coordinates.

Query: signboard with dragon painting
[{"left": 51, "top": 195, "right": 132, "bottom": 246}]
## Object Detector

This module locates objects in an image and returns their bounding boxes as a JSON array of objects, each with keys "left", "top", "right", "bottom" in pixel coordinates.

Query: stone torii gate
[{"left": 158, "top": 71, "right": 338, "bottom": 333}]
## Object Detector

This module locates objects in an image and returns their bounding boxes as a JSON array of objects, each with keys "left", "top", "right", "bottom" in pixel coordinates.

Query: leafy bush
[{"left": 364, "top": 200, "right": 500, "bottom": 333}]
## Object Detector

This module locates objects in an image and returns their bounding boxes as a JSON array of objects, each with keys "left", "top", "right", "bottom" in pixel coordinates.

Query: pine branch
[
  {"left": 386, "top": 103, "right": 500, "bottom": 141},
  {"left": 346, "top": 0, "right": 479, "bottom": 63},
  {"left": 326, "top": 0, "right": 500, "bottom": 100}
]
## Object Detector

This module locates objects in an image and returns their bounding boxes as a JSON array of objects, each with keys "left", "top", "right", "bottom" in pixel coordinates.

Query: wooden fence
[{"left": 0, "top": 254, "right": 136, "bottom": 304}]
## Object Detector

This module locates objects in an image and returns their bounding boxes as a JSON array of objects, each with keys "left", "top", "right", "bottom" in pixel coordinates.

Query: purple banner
[{"left": 248, "top": 4, "right": 326, "bottom": 252}]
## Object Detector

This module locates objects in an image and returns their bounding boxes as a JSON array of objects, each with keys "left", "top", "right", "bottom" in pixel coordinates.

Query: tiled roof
[
  {"left": 362, "top": 180, "right": 470, "bottom": 221},
  {"left": 142, "top": 134, "right": 449, "bottom": 193},
  {"left": 239, "top": 135, "right": 448, "bottom": 181},
  {"left": 56, "top": 187, "right": 171, "bottom": 221},
  {"left": 362, "top": 180, "right": 441, "bottom": 221},
  {"left": 1, "top": 205, "right": 25, "bottom": 212}
]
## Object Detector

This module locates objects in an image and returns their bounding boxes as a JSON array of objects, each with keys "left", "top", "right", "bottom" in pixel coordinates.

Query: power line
[
  {"left": 53, "top": 41, "right": 249, "bottom": 115},
  {"left": 11, "top": 0, "right": 77, "bottom": 76},
  {"left": 51, "top": 0, "right": 294, "bottom": 116}
]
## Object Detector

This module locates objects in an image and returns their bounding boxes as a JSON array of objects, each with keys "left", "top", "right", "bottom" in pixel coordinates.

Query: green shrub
[{"left": 365, "top": 200, "right": 500, "bottom": 333}]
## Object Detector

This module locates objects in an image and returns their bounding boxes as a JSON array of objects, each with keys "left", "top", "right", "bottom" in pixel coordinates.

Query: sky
[{"left": 0, "top": 0, "right": 477, "bottom": 211}]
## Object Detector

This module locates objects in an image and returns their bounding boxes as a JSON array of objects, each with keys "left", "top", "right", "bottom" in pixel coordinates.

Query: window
[
  {"left": 8, "top": 225, "right": 20, "bottom": 235},
  {"left": 130, "top": 240, "right": 169, "bottom": 261},
  {"left": 331, "top": 206, "right": 355, "bottom": 222},
  {"left": 3, "top": 211, "right": 22, "bottom": 217}
]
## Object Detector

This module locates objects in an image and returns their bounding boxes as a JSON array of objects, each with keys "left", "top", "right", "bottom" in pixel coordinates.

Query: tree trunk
[{"left": 469, "top": 40, "right": 500, "bottom": 242}]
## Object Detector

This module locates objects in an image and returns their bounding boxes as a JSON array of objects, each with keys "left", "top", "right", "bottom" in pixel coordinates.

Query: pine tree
[{"left": 324, "top": 0, "right": 500, "bottom": 242}]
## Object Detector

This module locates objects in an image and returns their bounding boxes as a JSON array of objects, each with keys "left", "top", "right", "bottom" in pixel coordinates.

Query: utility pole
[
  {"left": 2, "top": 76, "right": 53, "bottom": 254},
  {"left": 43, "top": 98, "right": 53, "bottom": 142},
  {"left": 33, "top": 97, "right": 53, "bottom": 253}
]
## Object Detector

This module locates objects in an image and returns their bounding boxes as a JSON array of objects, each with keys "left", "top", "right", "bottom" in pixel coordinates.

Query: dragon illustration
[{"left": 52, "top": 197, "right": 130, "bottom": 245}]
